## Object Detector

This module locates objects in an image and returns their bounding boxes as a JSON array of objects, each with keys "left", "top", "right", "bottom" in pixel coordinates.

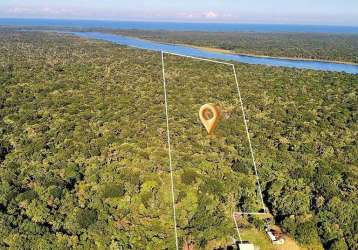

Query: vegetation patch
[{"left": 0, "top": 29, "right": 356, "bottom": 249}]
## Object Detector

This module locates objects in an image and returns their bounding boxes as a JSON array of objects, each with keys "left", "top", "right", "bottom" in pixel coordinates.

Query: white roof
[
  {"left": 267, "top": 231, "right": 277, "bottom": 241},
  {"left": 238, "top": 243, "right": 255, "bottom": 250}
]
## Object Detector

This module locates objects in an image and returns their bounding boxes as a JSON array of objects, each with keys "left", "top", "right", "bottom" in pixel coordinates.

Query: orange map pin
[{"left": 199, "top": 103, "right": 221, "bottom": 135}]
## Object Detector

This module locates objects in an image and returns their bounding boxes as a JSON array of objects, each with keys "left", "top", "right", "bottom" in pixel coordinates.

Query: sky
[{"left": 0, "top": 0, "right": 357, "bottom": 26}]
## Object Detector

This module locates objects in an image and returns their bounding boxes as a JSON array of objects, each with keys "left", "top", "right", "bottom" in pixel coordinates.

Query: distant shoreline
[{"left": 1, "top": 18, "right": 358, "bottom": 33}]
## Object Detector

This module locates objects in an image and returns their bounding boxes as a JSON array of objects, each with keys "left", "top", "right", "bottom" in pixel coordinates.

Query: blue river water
[{"left": 72, "top": 32, "right": 358, "bottom": 74}]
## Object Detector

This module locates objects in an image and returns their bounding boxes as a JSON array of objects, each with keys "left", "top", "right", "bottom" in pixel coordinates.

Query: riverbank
[
  {"left": 68, "top": 31, "right": 358, "bottom": 74},
  {"left": 9, "top": 26, "right": 358, "bottom": 66},
  {"left": 107, "top": 29, "right": 358, "bottom": 65},
  {"left": 185, "top": 44, "right": 358, "bottom": 66}
]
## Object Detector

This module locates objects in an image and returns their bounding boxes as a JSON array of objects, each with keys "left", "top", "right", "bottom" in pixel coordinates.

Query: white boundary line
[
  {"left": 161, "top": 51, "right": 267, "bottom": 246},
  {"left": 161, "top": 51, "right": 179, "bottom": 250},
  {"left": 232, "top": 65, "right": 266, "bottom": 211},
  {"left": 233, "top": 211, "right": 269, "bottom": 243},
  {"left": 163, "top": 51, "right": 234, "bottom": 66},
  {"left": 233, "top": 213, "right": 243, "bottom": 243}
]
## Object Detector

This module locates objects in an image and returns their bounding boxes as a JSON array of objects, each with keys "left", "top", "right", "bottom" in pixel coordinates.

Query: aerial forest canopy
[{"left": 0, "top": 29, "right": 357, "bottom": 250}]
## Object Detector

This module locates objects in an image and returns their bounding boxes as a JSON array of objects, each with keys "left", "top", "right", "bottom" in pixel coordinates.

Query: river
[{"left": 71, "top": 32, "right": 358, "bottom": 74}]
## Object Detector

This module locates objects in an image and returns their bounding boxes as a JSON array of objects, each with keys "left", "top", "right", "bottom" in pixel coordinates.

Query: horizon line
[{"left": 0, "top": 17, "right": 358, "bottom": 28}]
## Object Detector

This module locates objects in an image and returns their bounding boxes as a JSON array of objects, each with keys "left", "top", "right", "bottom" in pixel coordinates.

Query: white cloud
[
  {"left": 204, "top": 11, "right": 218, "bottom": 19},
  {"left": 180, "top": 10, "right": 220, "bottom": 20}
]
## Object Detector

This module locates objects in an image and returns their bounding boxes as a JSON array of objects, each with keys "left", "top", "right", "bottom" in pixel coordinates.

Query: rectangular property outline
[{"left": 161, "top": 51, "right": 267, "bottom": 248}]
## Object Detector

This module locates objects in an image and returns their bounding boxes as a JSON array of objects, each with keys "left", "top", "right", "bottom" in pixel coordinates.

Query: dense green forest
[
  {"left": 0, "top": 29, "right": 357, "bottom": 250},
  {"left": 108, "top": 30, "right": 358, "bottom": 64}
]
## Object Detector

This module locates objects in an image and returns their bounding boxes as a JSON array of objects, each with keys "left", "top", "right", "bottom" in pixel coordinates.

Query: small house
[{"left": 265, "top": 227, "right": 284, "bottom": 245}]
